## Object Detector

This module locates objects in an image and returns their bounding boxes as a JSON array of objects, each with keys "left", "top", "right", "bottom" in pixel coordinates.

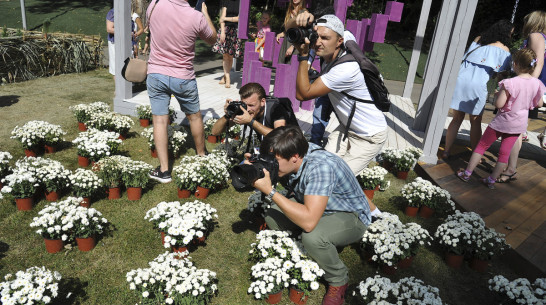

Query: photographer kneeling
[
  {"left": 211, "top": 82, "right": 298, "bottom": 149},
  {"left": 251, "top": 126, "right": 370, "bottom": 305}
]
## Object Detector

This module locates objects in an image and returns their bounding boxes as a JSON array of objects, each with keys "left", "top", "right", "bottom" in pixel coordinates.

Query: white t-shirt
[
  {"left": 132, "top": 13, "right": 139, "bottom": 32},
  {"left": 321, "top": 60, "right": 387, "bottom": 137}
]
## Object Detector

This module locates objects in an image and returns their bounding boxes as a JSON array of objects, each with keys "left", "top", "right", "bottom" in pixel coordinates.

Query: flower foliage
[
  {"left": 361, "top": 213, "right": 432, "bottom": 266},
  {"left": 141, "top": 126, "right": 187, "bottom": 156},
  {"left": 173, "top": 152, "right": 230, "bottom": 190},
  {"left": 126, "top": 252, "right": 218, "bottom": 305},
  {"left": 1, "top": 157, "right": 47, "bottom": 199},
  {"left": 381, "top": 147, "right": 421, "bottom": 172},
  {"left": 353, "top": 275, "right": 444, "bottom": 304},
  {"left": 488, "top": 275, "right": 545, "bottom": 305},
  {"left": 35, "top": 158, "right": 71, "bottom": 192},
  {"left": 0, "top": 266, "right": 62, "bottom": 304},
  {"left": 69, "top": 168, "right": 103, "bottom": 198},
  {"left": 119, "top": 159, "right": 153, "bottom": 188},
  {"left": 135, "top": 104, "right": 152, "bottom": 120},
  {"left": 29, "top": 197, "right": 81, "bottom": 240},
  {"left": 86, "top": 112, "right": 134, "bottom": 135},
  {"left": 11, "top": 120, "right": 66, "bottom": 148},
  {"left": 69, "top": 101, "right": 110, "bottom": 123},
  {"left": 64, "top": 205, "right": 109, "bottom": 238},
  {"left": 73, "top": 128, "right": 122, "bottom": 161},
  {"left": 400, "top": 177, "right": 453, "bottom": 209},
  {"left": 358, "top": 166, "right": 388, "bottom": 190},
  {"left": 203, "top": 118, "right": 218, "bottom": 137},
  {"left": 0, "top": 151, "right": 13, "bottom": 177}
]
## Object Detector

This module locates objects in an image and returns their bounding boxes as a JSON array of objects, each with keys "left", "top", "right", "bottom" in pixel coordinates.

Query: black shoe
[{"left": 149, "top": 166, "right": 172, "bottom": 183}]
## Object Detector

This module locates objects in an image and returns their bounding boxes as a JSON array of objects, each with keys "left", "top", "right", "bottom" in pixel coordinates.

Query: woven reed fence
[{"left": 0, "top": 29, "right": 102, "bottom": 83}]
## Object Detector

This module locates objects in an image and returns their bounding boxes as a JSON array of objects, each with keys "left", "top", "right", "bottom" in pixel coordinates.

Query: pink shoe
[{"left": 456, "top": 169, "right": 471, "bottom": 182}]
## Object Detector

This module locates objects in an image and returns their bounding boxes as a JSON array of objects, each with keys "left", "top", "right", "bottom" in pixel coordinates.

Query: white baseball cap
[{"left": 315, "top": 14, "right": 345, "bottom": 37}]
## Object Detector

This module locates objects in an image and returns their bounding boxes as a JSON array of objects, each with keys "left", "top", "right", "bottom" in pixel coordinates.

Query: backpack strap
[{"left": 340, "top": 92, "right": 375, "bottom": 141}]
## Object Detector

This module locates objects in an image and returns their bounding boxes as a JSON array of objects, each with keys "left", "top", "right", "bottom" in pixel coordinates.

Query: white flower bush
[
  {"left": 141, "top": 126, "right": 188, "bottom": 155},
  {"left": 228, "top": 124, "right": 242, "bottom": 138},
  {"left": 287, "top": 259, "right": 324, "bottom": 297},
  {"left": 35, "top": 158, "right": 71, "bottom": 192},
  {"left": 1, "top": 157, "right": 47, "bottom": 199},
  {"left": 249, "top": 230, "right": 303, "bottom": 262},
  {"left": 488, "top": 275, "right": 545, "bottom": 305},
  {"left": 92, "top": 155, "right": 131, "bottom": 188},
  {"left": 173, "top": 152, "right": 230, "bottom": 191},
  {"left": 470, "top": 226, "right": 509, "bottom": 260},
  {"left": 119, "top": 158, "right": 153, "bottom": 188},
  {"left": 204, "top": 118, "right": 218, "bottom": 137},
  {"left": 126, "top": 252, "right": 218, "bottom": 304},
  {"left": 353, "top": 275, "right": 444, "bottom": 304},
  {"left": 358, "top": 166, "right": 388, "bottom": 190},
  {"left": 361, "top": 213, "right": 432, "bottom": 266},
  {"left": 401, "top": 177, "right": 454, "bottom": 210},
  {"left": 381, "top": 147, "right": 420, "bottom": 172},
  {"left": 73, "top": 128, "right": 122, "bottom": 161},
  {"left": 135, "top": 104, "right": 152, "bottom": 120},
  {"left": 0, "top": 266, "right": 62, "bottom": 304},
  {"left": 248, "top": 257, "right": 291, "bottom": 299},
  {"left": 29, "top": 197, "right": 81, "bottom": 241},
  {"left": 11, "top": 120, "right": 66, "bottom": 149},
  {"left": 145, "top": 201, "right": 184, "bottom": 231},
  {"left": 434, "top": 211, "right": 487, "bottom": 256},
  {"left": 64, "top": 205, "right": 109, "bottom": 238},
  {"left": 86, "top": 112, "right": 134, "bottom": 135},
  {"left": 69, "top": 168, "right": 103, "bottom": 198},
  {"left": 0, "top": 151, "right": 13, "bottom": 177},
  {"left": 69, "top": 101, "right": 110, "bottom": 123}
]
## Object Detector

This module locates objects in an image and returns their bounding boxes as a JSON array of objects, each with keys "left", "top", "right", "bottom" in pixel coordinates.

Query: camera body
[
  {"left": 230, "top": 153, "right": 279, "bottom": 192},
  {"left": 286, "top": 26, "right": 318, "bottom": 45},
  {"left": 226, "top": 101, "right": 247, "bottom": 119}
]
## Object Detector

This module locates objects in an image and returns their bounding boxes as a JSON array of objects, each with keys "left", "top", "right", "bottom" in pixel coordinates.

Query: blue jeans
[
  {"left": 310, "top": 95, "right": 333, "bottom": 146},
  {"left": 147, "top": 73, "right": 200, "bottom": 115}
]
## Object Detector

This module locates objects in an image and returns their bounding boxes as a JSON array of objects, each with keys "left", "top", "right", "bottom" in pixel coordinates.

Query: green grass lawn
[{"left": 0, "top": 69, "right": 525, "bottom": 304}]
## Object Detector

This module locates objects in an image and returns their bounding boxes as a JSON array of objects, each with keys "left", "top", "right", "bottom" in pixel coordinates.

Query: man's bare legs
[{"left": 187, "top": 112, "right": 206, "bottom": 156}]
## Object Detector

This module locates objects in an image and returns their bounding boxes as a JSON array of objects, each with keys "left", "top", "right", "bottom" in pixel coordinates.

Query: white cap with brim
[{"left": 315, "top": 14, "right": 345, "bottom": 37}]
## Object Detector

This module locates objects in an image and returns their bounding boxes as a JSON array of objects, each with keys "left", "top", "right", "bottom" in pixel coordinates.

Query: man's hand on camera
[
  {"left": 294, "top": 37, "right": 310, "bottom": 58},
  {"left": 234, "top": 106, "right": 252, "bottom": 125},
  {"left": 252, "top": 169, "right": 273, "bottom": 195},
  {"left": 296, "top": 12, "right": 314, "bottom": 27},
  {"left": 223, "top": 99, "right": 233, "bottom": 118}
]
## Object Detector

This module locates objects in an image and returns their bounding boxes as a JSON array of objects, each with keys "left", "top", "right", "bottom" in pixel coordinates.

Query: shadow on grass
[
  {"left": 232, "top": 209, "right": 263, "bottom": 234},
  {"left": 27, "top": 0, "right": 111, "bottom": 14},
  {"left": 0, "top": 95, "right": 20, "bottom": 107},
  {"left": 57, "top": 277, "right": 88, "bottom": 304},
  {"left": 0, "top": 241, "right": 9, "bottom": 262}
]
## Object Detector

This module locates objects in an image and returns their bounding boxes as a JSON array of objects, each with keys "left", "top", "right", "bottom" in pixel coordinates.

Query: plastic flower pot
[
  {"left": 194, "top": 186, "right": 210, "bottom": 199},
  {"left": 78, "top": 155, "right": 90, "bottom": 167},
  {"left": 265, "top": 290, "right": 283, "bottom": 304},
  {"left": 193, "top": 235, "right": 206, "bottom": 245},
  {"left": 289, "top": 287, "right": 308, "bottom": 305},
  {"left": 363, "top": 189, "right": 375, "bottom": 200},
  {"left": 78, "top": 122, "right": 87, "bottom": 131},
  {"left": 445, "top": 252, "right": 464, "bottom": 268},
  {"left": 118, "top": 134, "right": 127, "bottom": 140},
  {"left": 44, "top": 238, "right": 64, "bottom": 254},
  {"left": 171, "top": 245, "right": 189, "bottom": 258},
  {"left": 44, "top": 144, "right": 56, "bottom": 154},
  {"left": 80, "top": 197, "right": 91, "bottom": 208},
  {"left": 44, "top": 190, "right": 59, "bottom": 202},
  {"left": 139, "top": 118, "right": 150, "bottom": 127},
  {"left": 419, "top": 205, "right": 435, "bottom": 219},
  {"left": 127, "top": 187, "right": 142, "bottom": 201},
  {"left": 76, "top": 236, "right": 96, "bottom": 252},
  {"left": 15, "top": 197, "right": 33, "bottom": 211},
  {"left": 381, "top": 263, "right": 397, "bottom": 275},
  {"left": 207, "top": 135, "right": 218, "bottom": 143},
  {"left": 150, "top": 148, "right": 158, "bottom": 158},
  {"left": 397, "top": 256, "right": 414, "bottom": 269},
  {"left": 24, "top": 149, "right": 37, "bottom": 157},
  {"left": 108, "top": 187, "right": 121, "bottom": 200},
  {"left": 404, "top": 206, "right": 418, "bottom": 217},
  {"left": 177, "top": 188, "right": 191, "bottom": 198},
  {"left": 469, "top": 257, "right": 489, "bottom": 272},
  {"left": 161, "top": 231, "right": 166, "bottom": 246},
  {"left": 397, "top": 170, "right": 409, "bottom": 180}
]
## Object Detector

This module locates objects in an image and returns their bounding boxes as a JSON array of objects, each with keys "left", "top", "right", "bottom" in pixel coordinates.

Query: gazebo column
[
  {"left": 113, "top": 0, "right": 134, "bottom": 115},
  {"left": 413, "top": 0, "right": 478, "bottom": 163}
]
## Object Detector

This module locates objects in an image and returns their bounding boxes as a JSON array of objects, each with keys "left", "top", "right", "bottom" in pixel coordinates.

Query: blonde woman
[
  {"left": 212, "top": 0, "right": 243, "bottom": 88},
  {"left": 275, "top": 0, "right": 307, "bottom": 64}
]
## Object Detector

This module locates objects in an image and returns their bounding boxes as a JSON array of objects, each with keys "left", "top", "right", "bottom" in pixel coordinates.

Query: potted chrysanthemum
[
  {"left": 173, "top": 159, "right": 201, "bottom": 198},
  {"left": 204, "top": 118, "right": 219, "bottom": 143},
  {"left": 194, "top": 152, "right": 230, "bottom": 199},
  {"left": 287, "top": 259, "right": 324, "bottom": 304},
  {"left": 1, "top": 157, "right": 44, "bottom": 210},
  {"left": 357, "top": 166, "right": 388, "bottom": 200},
  {"left": 41, "top": 122, "right": 66, "bottom": 153},
  {"left": 120, "top": 159, "right": 153, "bottom": 200},
  {"left": 468, "top": 227, "right": 509, "bottom": 272},
  {"left": 135, "top": 104, "right": 152, "bottom": 126},
  {"left": 69, "top": 101, "right": 110, "bottom": 131},
  {"left": 0, "top": 151, "right": 13, "bottom": 189},
  {"left": 145, "top": 201, "right": 184, "bottom": 244},
  {"left": 488, "top": 275, "right": 545, "bottom": 305},
  {"left": 69, "top": 168, "right": 103, "bottom": 207},
  {"left": 35, "top": 158, "right": 71, "bottom": 201},
  {"left": 160, "top": 216, "right": 202, "bottom": 256},
  {"left": 63, "top": 205, "right": 109, "bottom": 251},
  {"left": 434, "top": 211, "right": 482, "bottom": 268},
  {"left": 10, "top": 120, "right": 46, "bottom": 156},
  {"left": 0, "top": 266, "right": 63, "bottom": 303},
  {"left": 248, "top": 257, "right": 290, "bottom": 303},
  {"left": 93, "top": 155, "right": 128, "bottom": 199},
  {"left": 110, "top": 113, "right": 134, "bottom": 139}
]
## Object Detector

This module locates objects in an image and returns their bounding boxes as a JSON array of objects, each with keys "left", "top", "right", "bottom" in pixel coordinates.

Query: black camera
[
  {"left": 230, "top": 154, "right": 279, "bottom": 192},
  {"left": 286, "top": 26, "right": 318, "bottom": 45},
  {"left": 225, "top": 101, "right": 247, "bottom": 119}
]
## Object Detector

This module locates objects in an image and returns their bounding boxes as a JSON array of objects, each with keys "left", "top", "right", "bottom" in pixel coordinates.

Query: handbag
[{"left": 121, "top": 0, "right": 159, "bottom": 83}]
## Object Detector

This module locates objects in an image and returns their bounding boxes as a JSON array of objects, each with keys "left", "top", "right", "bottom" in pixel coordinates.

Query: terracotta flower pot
[
  {"left": 80, "top": 197, "right": 91, "bottom": 208},
  {"left": 445, "top": 252, "right": 464, "bottom": 268},
  {"left": 289, "top": 287, "right": 308, "bottom": 305},
  {"left": 265, "top": 290, "right": 283, "bottom": 304},
  {"left": 44, "top": 144, "right": 56, "bottom": 154},
  {"left": 24, "top": 149, "right": 37, "bottom": 157},
  {"left": 382, "top": 160, "right": 393, "bottom": 171},
  {"left": 15, "top": 197, "right": 33, "bottom": 211},
  {"left": 171, "top": 245, "right": 189, "bottom": 258},
  {"left": 76, "top": 236, "right": 96, "bottom": 252},
  {"left": 397, "top": 256, "right": 414, "bottom": 269},
  {"left": 194, "top": 186, "right": 210, "bottom": 199},
  {"left": 404, "top": 206, "right": 419, "bottom": 217},
  {"left": 193, "top": 235, "right": 206, "bottom": 245},
  {"left": 253, "top": 216, "right": 267, "bottom": 231},
  {"left": 207, "top": 135, "right": 218, "bottom": 143},
  {"left": 78, "top": 155, "right": 90, "bottom": 167},
  {"left": 127, "top": 187, "right": 142, "bottom": 201},
  {"left": 397, "top": 170, "right": 409, "bottom": 180},
  {"left": 150, "top": 148, "right": 158, "bottom": 158},
  {"left": 44, "top": 190, "right": 59, "bottom": 202},
  {"left": 381, "top": 263, "right": 397, "bottom": 275},
  {"left": 108, "top": 187, "right": 121, "bottom": 200},
  {"left": 469, "top": 257, "right": 489, "bottom": 272},
  {"left": 419, "top": 205, "right": 435, "bottom": 219},
  {"left": 44, "top": 238, "right": 64, "bottom": 254},
  {"left": 78, "top": 122, "right": 87, "bottom": 131},
  {"left": 118, "top": 134, "right": 127, "bottom": 140},
  {"left": 139, "top": 118, "right": 150, "bottom": 127},
  {"left": 177, "top": 188, "right": 191, "bottom": 198},
  {"left": 363, "top": 189, "right": 375, "bottom": 200}
]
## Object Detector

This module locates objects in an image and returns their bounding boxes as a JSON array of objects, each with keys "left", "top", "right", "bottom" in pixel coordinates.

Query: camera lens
[{"left": 286, "top": 28, "right": 305, "bottom": 44}]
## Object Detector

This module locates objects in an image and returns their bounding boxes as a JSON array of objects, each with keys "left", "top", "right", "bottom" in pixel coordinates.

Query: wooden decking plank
[
  {"left": 506, "top": 230, "right": 534, "bottom": 257},
  {"left": 514, "top": 232, "right": 543, "bottom": 259}
]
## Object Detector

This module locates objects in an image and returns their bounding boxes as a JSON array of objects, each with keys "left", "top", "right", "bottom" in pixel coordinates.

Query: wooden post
[
  {"left": 368, "top": 14, "right": 389, "bottom": 43},
  {"left": 385, "top": 1, "right": 404, "bottom": 22},
  {"left": 262, "top": 31, "right": 276, "bottom": 62},
  {"left": 415, "top": 0, "right": 478, "bottom": 164},
  {"left": 242, "top": 50, "right": 260, "bottom": 86},
  {"left": 334, "top": 0, "right": 348, "bottom": 24},
  {"left": 360, "top": 19, "right": 371, "bottom": 51},
  {"left": 272, "top": 38, "right": 283, "bottom": 68},
  {"left": 238, "top": 0, "right": 250, "bottom": 39},
  {"left": 403, "top": 0, "right": 432, "bottom": 99},
  {"left": 113, "top": 0, "right": 134, "bottom": 115},
  {"left": 257, "top": 66, "right": 272, "bottom": 95}
]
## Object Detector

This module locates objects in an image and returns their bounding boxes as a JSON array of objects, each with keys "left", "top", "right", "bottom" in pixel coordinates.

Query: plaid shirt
[{"left": 286, "top": 143, "right": 371, "bottom": 225}]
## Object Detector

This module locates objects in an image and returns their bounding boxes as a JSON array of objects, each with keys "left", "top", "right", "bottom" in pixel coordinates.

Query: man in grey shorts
[{"left": 252, "top": 126, "right": 370, "bottom": 305}]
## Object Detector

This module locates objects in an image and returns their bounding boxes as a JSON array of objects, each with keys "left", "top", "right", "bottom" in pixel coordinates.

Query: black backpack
[{"left": 319, "top": 39, "right": 391, "bottom": 140}]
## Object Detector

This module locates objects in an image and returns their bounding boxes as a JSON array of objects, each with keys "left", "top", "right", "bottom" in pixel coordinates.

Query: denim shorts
[{"left": 147, "top": 73, "right": 200, "bottom": 115}]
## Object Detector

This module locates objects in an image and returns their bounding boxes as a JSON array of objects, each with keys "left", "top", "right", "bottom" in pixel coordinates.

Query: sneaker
[
  {"left": 149, "top": 166, "right": 172, "bottom": 183},
  {"left": 322, "top": 283, "right": 348, "bottom": 305}
]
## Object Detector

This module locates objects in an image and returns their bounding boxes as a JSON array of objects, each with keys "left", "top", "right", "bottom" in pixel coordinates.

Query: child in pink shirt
[
  {"left": 254, "top": 11, "right": 271, "bottom": 57},
  {"left": 457, "top": 48, "right": 545, "bottom": 189}
]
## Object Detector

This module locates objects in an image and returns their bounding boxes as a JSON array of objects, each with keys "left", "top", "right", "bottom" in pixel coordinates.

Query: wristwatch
[
  {"left": 265, "top": 188, "right": 277, "bottom": 203},
  {"left": 298, "top": 55, "right": 309, "bottom": 62}
]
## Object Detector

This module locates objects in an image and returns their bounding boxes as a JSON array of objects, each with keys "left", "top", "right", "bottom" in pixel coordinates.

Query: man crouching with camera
[
  {"left": 252, "top": 125, "right": 370, "bottom": 305},
  {"left": 211, "top": 82, "right": 298, "bottom": 145}
]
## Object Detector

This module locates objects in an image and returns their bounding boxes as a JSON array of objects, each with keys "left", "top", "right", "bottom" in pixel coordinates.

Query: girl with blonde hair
[{"left": 275, "top": 0, "right": 307, "bottom": 64}]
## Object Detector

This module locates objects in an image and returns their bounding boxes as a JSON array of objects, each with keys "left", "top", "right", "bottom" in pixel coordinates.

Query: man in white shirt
[{"left": 294, "top": 14, "right": 387, "bottom": 177}]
